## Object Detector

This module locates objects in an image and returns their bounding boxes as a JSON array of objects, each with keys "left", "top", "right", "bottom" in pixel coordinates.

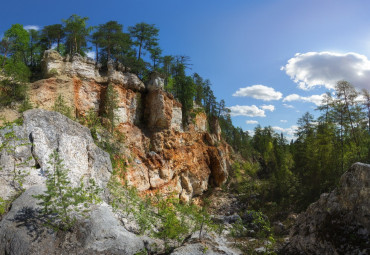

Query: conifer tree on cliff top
[{"left": 62, "top": 14, "right": 92, "bottom": 56}]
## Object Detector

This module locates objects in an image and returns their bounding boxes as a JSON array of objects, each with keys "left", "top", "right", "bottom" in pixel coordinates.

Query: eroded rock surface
[
  {"left": 282, "top": 163, "right": 370, "bottom": 255},
  {"left": 0, "top": 186, "right": 157, "bottom": 255},
  {"left": 42, "top": 50, "right": 101, "bottom": 81},
  {"left": 0, "top": 109, "right": 112, "bottom": 200}
]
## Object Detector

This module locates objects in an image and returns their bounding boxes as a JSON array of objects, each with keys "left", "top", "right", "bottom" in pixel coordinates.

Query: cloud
[
  {"left": 247, "top": 130, "right": 255, "bottom": 136},
  {"left": 280, "top": 120, "right": 288, "bottom": 123},
  {"left": 228, "top": 105, "right": 266, "bottom": 117},
  {"left": 283, "top": 93, "right": 325, "bottom": 106},
  {"left": 281, "top": 51, "right": 370, "bottom": 90},
  {"left": 24, "top": 25, "right": 40, "bottom": 31},
  {"left": 86, "top": 51, "right": 96, "bottom": 60},
  {"left": 282, "top": 103, "right": 294, "bottom": 109},
  {"left": 272, "top": 125, "right": 298, "bottom": 138},
  {"left": 246, "top": 120, "right": 259, "bottom": 124},
  {"left": 261, "top": 104, "right": 275, "bottom": 112},
  {"left": 232, "top": 85, "right": 283, "bottom": 101}
]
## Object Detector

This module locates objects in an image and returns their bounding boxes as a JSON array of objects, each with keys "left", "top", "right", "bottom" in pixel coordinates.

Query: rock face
[
  {"left": 42, "top": 50, "right": 145, "bottom": 91},
  {"left": 145, "top": 90, "right": 183, "bottom": 131},
  {"left": 42, "top": 50, "right": 101, "bottom": 81},
  {"left": 170, "top": 231, "right": 241, "bottom": 255},
  {"left": 282, "top": 163, "right": 370, "bottom": 255},
  {"left": 0, "top": 109, "right": 112, "bottom": 200},
  {"left": 0, "top": 186, "right": 158, "bottom": 255},
  {"left": 107, "top": 61, "right": 145, "bottom": 92},
  {"left": 4, "top": 50, "right": 232, "bottom": 202},
  {"left": 147, "top": 72, "right": 165, "bottom": 92}
]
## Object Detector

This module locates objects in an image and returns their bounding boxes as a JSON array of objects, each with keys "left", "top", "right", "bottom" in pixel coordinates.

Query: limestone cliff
[
  {"left": 282, "top": 163, "right": 370, "bottom": 255},
  {"left": 10, "top": 50, "right": 231, "bottom": 201}
]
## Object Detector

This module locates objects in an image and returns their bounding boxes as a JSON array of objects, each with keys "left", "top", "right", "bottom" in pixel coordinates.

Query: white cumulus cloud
[
  {"left": 272, "top": 125, "right": 298, "bottom": 138},
  {"left": 246, "top": 120, "right": 259, "bottom": 124},
  {"left": 261, "top": 104, "right": 275, "bottom": 112},
  {"left": 86, "top": 51, "right": 96, "bottom": 60},
  {"left": 280, "top": 120, "right": 288, "bottom": 123},
  {"left": 24, "top": 25, "right": 40, "bottom": 31},
  {"left": 283, "top": 93, "right": 325, "bottom": 106},
  {"left": 233, "top": 85, "right": 283, "bottom": 101},
  {"left": 228, "top": 105, "right": 266, "bottom": 117},
  {"left": 282, "top": 103, "right": 295, "bottom": 109},
  {"left": 281, "top": 51, "right": 370, "bottom": 90}
]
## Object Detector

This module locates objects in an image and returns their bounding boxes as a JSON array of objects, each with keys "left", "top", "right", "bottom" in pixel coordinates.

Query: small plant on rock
[
  {"left": 0, "top": 119, "right": 32, "bottom": 192},
  {"left": 34, "top": 150, "right": 101, "bottom": 231},
  {"left": 53, "top": 94, "right": 73, "bottom": 119}
]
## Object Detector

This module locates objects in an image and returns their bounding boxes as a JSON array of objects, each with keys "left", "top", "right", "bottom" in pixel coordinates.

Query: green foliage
[
  {"left": 48, "top": 68, "right": 59, "bottom": 77},
  {"left": 108, "top": 170, "right": 216, "bottom": 249},
  {"left": 128, "top": 22, "right": 159, "bottom": 62},
  {"left": 52, "top": 94, "right": 73, "bottom": 119},
  {"left": 18, "top": 95, "right": 33, "bottom": 113},
  {"left": 3, "top": 60, "right": 31, "bottom": 82},
  {"left": 104, "top": 83, "right": 119, "bottom": 134},
  {"left": 4, "top": 24, "right": 30, "bottom": 63},
  {"left": 33, "top": 150, "right": 101, "bottom": 231},
  {"left": 92, "top": 21, "right": 132, "bottom": 66},
  {"left": 40, "top": 24, "right": 65, "bottom": 53},
  {"left": 81, "top": 108, "right": 101, "bottom": 140},
  {"left": 0, "top": 120, "right": 31, "bottom": 191},
  {"left": 0, "top": 197, "right": 9, "bottom": 216},
  {"left": 62, "top": 14, "right": 92, "bottom": 55},
  {"left": 0, "top": 79, "right": 28, "bottom": 107}
]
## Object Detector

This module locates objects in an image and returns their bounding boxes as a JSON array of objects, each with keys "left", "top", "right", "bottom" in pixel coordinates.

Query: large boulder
[
  {"left": 0, "top": 109, "right": 112, "bottom": 200},
  {"left": 0, "top": 186, "right": 155, "bottom": 255},
  {"left": 282, "top": 163, "right": 370, "bottom": 255}
]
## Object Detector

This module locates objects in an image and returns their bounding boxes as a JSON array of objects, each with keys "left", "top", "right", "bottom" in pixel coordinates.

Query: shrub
[
  {"left": 53, "top": 94, "right": 73, "bottom": 119},
  {"left": 33, "top": 150, "right": 101, "bottom": 231}
]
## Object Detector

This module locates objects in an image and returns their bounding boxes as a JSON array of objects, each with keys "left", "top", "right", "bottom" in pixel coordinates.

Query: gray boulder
[
  {"left": 282, "top": 163, "right": 370, "bottom": 255},
  {"left": 0, "top": 109, "right": 112, "bottom": 200},
  {"left": 0, "top": 186, "right": 150, "bottom": 255},
  {"left": 147, "top": 72, "right": 164, "bottom": 92},
  {"left": 170, "top": 231, "right": 242, "bottom": 255}
]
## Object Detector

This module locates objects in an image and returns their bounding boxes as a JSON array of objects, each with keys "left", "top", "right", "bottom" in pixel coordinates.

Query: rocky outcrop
[
  {"left": 5, "top": 50, "right": 232, "bottom": 202},
  {"left": 119, "top": 127, "right": 231, "bottom": 202},
  {"left": 42, "top": 50, "right": 102, "bottom": 81},
  {"left": 42, "top": 50, "right": 145, "bottom": 92},
  {"left": 145, "top": 90, "right": 183, "bottom": 131},
  {"left": 147, "top": 72, "right": 164, "bottom": 92},
  {"left": 0, "top": 109, "right": 112, "bottom": 200},
  {"left": 282, "top": 163, "right": 370, "bottom": 255},
  {"left": 0, "top": 186, "right": 160, "bottom": 255},
  {"left": 107, "top": 61, "right": 145, "bottom": 92},
  {"left": 170, "top": 231, "right": 241, "bottom": 255}
]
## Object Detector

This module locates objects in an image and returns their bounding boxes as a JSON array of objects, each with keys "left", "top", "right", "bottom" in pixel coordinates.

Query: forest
[{"left": 1, "top": 14, "right": 369, "bottom": 219}]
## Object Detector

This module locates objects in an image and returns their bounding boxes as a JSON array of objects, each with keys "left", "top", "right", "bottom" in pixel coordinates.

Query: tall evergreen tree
[
  {"left": 62, "top": 14, "right": 92, "bottom": 55},
  {"left": 128, "top": 22, "right": 159, "bottom": 61}
]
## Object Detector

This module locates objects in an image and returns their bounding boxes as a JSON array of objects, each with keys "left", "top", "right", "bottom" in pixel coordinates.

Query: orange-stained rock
[
  {"left": 22, "top": 71, "right": 230, "bottom": 201},
  {"left": 145, "top": 90, "right": 182, "bottom": 131}
]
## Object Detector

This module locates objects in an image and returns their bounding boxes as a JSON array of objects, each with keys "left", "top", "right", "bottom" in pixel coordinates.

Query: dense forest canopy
[{"left": 0, "top": 14, "right": 369, "bottom": 214}]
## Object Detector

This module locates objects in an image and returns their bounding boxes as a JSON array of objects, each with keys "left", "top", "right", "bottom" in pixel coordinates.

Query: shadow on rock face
[{"left": 11, "top": 207, "right": 48, "bottom": 242}]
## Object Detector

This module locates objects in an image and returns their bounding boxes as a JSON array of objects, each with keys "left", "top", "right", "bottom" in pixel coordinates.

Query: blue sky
[{"left": 2, "top": 0, "right": 370, "bottom": 139}]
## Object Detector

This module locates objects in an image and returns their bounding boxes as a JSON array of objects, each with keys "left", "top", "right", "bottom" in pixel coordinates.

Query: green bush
[
  {"left": 0, "top": 79, "right": 28, "bottom": 106},
  {"left": 33, "top": 150, "right": 101, "bottom": 231},
  {"left": 53, "top": 94, "right": 73, "bottom": 119}
]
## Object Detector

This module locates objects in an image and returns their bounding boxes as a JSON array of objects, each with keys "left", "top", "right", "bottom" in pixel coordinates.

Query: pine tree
[
  {"left": 0, "top": 120, "right": 31, "bottom": 191},
  {"left": 34, "top": 150, "right": 101, "bottom": 230},
  {"left": 53, "top": 94, "right": 73, "bottom": 119},
  {"left": 104, "top": 83, "right": 119, "bottom": 134}
]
